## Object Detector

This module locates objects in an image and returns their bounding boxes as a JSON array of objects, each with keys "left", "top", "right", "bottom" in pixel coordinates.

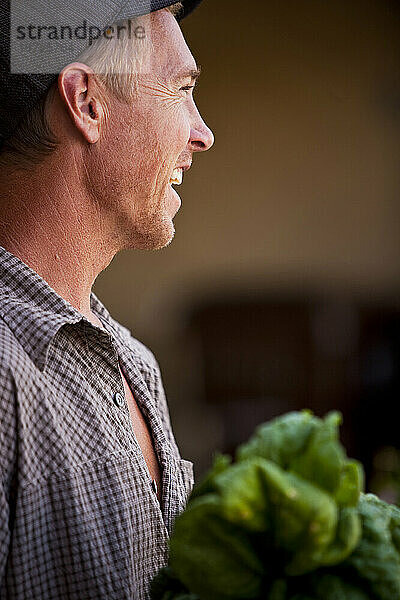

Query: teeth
[{"left": 170, "top": 168, "right": 183, "bottom": 185}]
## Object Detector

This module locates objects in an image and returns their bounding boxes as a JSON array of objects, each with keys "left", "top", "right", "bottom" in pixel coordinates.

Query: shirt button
[{"left": 113, "top": 392, "right": 125, "bottom": 408}]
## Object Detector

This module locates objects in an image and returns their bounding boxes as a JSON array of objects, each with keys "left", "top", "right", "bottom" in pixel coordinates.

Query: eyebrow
[{"left": 172, "top": 65, "right": 202, "bottom": 83}]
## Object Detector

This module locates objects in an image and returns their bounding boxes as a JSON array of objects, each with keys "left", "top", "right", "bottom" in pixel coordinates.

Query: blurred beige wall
[{"left": 93, "top": 0, "right": 400, "bottom": 469}]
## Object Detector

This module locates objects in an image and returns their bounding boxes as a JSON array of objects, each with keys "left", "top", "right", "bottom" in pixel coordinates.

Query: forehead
[{"left": 147, "top": 9, "right": 197, "bottom": 80}]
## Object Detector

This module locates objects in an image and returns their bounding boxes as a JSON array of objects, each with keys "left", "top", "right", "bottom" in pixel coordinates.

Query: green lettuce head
[{"left": 167, "top": 411, "right": 364, "bottom": 599}]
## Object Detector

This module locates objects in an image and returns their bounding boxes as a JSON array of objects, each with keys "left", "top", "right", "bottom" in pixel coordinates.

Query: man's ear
[{"left": 58, "top": 62, "right": 105, "bottom": 144}]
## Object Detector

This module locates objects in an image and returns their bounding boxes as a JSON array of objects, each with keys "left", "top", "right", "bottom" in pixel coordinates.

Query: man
[{"left": 0, "top": 0, "right": 214, "bottom": 597}]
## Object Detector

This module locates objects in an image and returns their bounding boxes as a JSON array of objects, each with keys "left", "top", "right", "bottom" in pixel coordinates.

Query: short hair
[{"left": 0, "top": 2, "right": 183, "bottom": 170}]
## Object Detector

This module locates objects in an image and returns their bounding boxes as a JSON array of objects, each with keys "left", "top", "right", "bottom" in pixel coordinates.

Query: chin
[
  {"left": 150, "top": 224, "right": 176, "bottom": 250},
  {"left": 122, "top": 186, "right": 180, "bottom": 250},
  {"left": 145, "top": 187, "right": 181, "bottom": 249},
  {"left": 126, "top": 216, "right": 176, "bottom": 251}
]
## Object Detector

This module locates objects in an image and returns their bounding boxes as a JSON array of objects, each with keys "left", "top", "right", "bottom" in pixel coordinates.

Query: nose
[{"left": 188, "top": 104, "right": 214, "bottom": 153}]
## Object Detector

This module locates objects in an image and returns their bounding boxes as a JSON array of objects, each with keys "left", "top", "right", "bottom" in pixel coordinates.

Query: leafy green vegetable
[
  {"left": 151, "top": 411, "right": 400, "bottom": 600},
  {"left": 237, "top": 411, "right": 363, "bottom": 507},
  {"left": 212, "top": 455, "right": 356, "bottom": 574}
]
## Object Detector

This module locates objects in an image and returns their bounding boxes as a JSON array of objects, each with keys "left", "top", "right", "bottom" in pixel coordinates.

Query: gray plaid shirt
[{"left": 0, "top": 245, "right": 194, "bottom": 600}]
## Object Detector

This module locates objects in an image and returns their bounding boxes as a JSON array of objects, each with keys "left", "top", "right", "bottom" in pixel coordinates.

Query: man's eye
[{"left": 180, "top": 85, "right": 195, "bottom": 93}]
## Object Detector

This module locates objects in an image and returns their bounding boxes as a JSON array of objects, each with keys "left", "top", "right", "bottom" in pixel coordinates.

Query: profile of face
[{"left": 63, "top": 8, "right": 214, "bottom": 251}]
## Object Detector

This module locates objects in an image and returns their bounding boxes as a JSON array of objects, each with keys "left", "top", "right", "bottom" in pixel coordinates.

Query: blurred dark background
[{"left": 94, "top": 0, "right": 400, "bottom": 497}]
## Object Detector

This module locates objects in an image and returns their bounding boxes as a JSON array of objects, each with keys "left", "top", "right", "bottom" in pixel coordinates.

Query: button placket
[
  {"left": 84, "top": 321, "right": 166, "bottom": 514},
  {"left": 114, "top": 346, "right": 175, "bottom": 517},
  {"left": 76, "top": 320, "right": 164, "bottom": 521},
  {"left": 82, "top": 322, "right": 138, "bottom": 453},
  {"left": 108, "top": 340, "right": 160, "bottom": 499}
]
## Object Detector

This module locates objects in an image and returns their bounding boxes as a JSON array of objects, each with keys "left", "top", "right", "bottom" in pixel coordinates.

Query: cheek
[
  {"left": 145, "top": 113, "right": 190, "bottom": 188},
  {"left": 157, "top": 104, "right": 191, "bottom": 152},
  {"left": 98, "top": 103, "right": 190, "bottom": 196},
  {"left": 173, "top": 113, "right": 190, "bottom": 148}
]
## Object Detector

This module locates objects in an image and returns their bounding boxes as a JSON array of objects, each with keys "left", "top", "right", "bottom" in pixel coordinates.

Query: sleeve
[{"left": 0, "top": 366, "right": 18, "bottom": 585}]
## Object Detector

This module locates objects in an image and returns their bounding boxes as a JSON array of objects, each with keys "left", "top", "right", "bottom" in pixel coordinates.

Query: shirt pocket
[{"left": 15, "top": 452, "right": 169, "bottom": 599}]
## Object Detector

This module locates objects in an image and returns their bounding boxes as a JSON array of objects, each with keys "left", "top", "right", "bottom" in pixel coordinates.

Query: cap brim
[{"left": 116, "top": 0, "right": 203, "bottom": 21}]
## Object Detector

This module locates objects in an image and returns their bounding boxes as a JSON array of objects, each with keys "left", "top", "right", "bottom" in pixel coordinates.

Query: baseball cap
[{"left": 0, "top": 0, "right": 203, "bottom": 148}]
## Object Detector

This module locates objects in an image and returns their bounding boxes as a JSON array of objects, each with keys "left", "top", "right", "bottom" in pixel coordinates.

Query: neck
[{"left": 0, "top": 150, "right": 119, "bottom": 323}]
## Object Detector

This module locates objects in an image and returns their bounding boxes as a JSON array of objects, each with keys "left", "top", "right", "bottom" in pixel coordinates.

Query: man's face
[{"left": 90, "top": 8, "right": 214, "bottom": 250}]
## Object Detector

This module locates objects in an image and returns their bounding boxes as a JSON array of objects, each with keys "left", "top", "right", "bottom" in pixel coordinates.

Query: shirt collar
[{"left": 0, "top": 245, "right": 109, "bottom": 371}]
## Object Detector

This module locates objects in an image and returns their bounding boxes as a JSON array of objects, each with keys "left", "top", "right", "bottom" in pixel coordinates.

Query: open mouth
[{"left": 169, "top": 167, "right": 183, "bottom": 186}]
